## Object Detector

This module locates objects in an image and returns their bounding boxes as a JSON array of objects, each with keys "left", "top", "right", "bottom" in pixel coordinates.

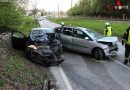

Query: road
[{"left": 39, "top": 20, "right": 130, "bottom": 90}]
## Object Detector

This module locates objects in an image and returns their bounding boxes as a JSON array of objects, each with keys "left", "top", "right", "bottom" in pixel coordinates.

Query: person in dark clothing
[{"left": 122, "top": 25, "right": 130, "bottom": 65}]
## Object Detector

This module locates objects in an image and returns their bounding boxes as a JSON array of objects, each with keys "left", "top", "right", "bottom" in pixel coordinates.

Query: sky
[{"left": 29, "top": 0, "right": 79, "bottom": 12}]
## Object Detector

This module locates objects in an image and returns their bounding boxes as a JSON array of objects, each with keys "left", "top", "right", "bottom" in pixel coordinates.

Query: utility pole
[
  {"left": 71, "top": 0, "right": 73, "bottom": 9},
  {"left": 58, "top": 4, "right": 59, "bottom": 18}
]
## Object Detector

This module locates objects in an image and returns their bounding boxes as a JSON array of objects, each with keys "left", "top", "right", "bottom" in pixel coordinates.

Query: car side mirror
[{"left": 85, "top": 37, "right": 89, "bottom": 40}]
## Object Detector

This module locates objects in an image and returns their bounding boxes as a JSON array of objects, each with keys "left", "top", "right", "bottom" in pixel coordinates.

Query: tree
[
  {"left": 0, "top": 1, "right": 23, "bottom": 31},
  {"left": 68, "top": 0, "right": 130, "bottom": 18}
]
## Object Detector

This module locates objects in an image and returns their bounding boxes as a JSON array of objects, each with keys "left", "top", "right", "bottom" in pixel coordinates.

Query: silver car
[{"left": 54, "top": 26, "right": 119, "bottom": 60}]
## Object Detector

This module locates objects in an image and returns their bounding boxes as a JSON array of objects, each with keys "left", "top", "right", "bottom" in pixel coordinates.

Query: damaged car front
[
  {"left": 11, "top": 28, "right": 64, "bottom": 66},
  {"left": 83, "top": 28, "right": 119, "bottom": 59},
  {"left": 96, "top": 36, "right": 119, "bottom": 57},
  {"left": 82, "top": 29, "right": 119, "bottom": 59}
]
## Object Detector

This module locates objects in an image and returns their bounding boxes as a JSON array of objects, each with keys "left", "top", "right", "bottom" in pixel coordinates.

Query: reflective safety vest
[
  {"left": 123, "top": 29, "right": 130, "bottom": 45},
  {"left": 104, "top": 26, "right": 112, "bottom": 36},
  {"left": 127, "top": 30, "right": 130, "bottom": 44}
]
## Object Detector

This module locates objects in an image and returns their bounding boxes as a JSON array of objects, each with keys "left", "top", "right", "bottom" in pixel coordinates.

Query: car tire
[{"left": 92, "top": 48, "right": 104, "bottom": 60}]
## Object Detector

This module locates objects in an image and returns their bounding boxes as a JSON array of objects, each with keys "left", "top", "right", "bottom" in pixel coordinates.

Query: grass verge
[{"left": 0, "top": 16, "right": 50, "bottom": 89}]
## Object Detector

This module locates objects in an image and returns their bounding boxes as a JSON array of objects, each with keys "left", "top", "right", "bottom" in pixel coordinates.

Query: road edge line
[
  {"left": 109, "top": 42, "right": 130, "bottom": 70},
  {"left": 59, "top": 66, "right": 73, "bottom": 90},
  {"left": 109, "top": 56, "right": 130, "bottom": 70},
  {"left": 113, "top": 59, "right": 130, "bottom": 70}
]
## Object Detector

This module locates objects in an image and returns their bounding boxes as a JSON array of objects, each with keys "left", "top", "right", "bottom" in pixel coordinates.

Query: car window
[
  {"left": 31, "top": 30, "right": 43, "bottom": 35},
  {"left": 13, "top": 32, "right": 25, "bottom": 39},
  {"left": 62, "top": 28, "right": 73, "bottom": 36},
  {"left": 55, "top": 27, "right": 62, "bottom": 33},
  {"left": 74, "top": 29, "right": 86, "bottom": 39},
  {"left": 31, "top": 29, "right": 53, "bottom": 35},
  {"left": 84, "top": 29, "right": 103, "bottom": 40}
]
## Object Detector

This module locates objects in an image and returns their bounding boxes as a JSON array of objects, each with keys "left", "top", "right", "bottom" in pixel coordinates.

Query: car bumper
[
  {"left": 103, "top": 44, "right": 119, "bottom": 57},
  {"left": 31, "top": 50, "right": 65, "bottom": 66}
]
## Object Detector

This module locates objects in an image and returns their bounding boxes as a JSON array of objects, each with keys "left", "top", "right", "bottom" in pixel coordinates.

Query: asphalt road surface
[{"left": 39, "top": 19, "right": 130, "bottom": 90}]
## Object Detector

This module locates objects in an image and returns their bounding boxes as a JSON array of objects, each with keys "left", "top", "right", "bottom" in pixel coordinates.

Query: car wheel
[{"left": 92, "top": 48, "right": 104, "bottom": 60}]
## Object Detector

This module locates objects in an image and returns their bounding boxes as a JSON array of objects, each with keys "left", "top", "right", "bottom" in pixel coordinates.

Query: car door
[
  {"left": 11, "top": 30, "right": 27, "bottom": 50},
  {"left": 72, "top": 29, "right": 93, "bottom": 53},
  {"left": 60, "top": 27, "right": 73, "bottom": 49}
]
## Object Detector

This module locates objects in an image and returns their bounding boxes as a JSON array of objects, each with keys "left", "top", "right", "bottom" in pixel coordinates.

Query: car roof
[
  {"left": 76, "top": 27, "right": 91, "bottom": 31},
  {"left": 56, "top": 26, "right": 88, "bottom": 30},
  {"left": 54, "top": 26, "right": 75, "bottom": 29},
  {"left": 54, "top": 26, "right": 92, "bottom": 33},
  {"left": 31, "top": 28, "right": 52, "bottom": 31},
  {"left": 62, "top": 26, "right": 89, "bottom": 31}
]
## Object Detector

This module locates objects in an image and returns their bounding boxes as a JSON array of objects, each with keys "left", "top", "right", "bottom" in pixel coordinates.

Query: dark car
[{"left": 11, "top": 28, "right": 64, "bottom": 66}]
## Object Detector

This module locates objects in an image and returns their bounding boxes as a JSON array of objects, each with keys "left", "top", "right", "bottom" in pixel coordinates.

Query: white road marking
[
  {"left": 108, "top": 42, "right": 130, "bottom": 70},
  {"left": 59, "top": 66, "right": 73, "bottom": 90},
  {"left": 114, "top": 60, "right": 130, "bottom": 69}
]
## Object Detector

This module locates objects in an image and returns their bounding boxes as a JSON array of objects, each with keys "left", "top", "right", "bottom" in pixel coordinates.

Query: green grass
[
  {"left": 0, "top": 16, "right": 50, "bottom": 89},
  {"left": 0, "top": 48, "right": 50, "bottom": 88},
  {"left": 0, "top": 78, "right": 6, "bottom": 87},
  {"left": 20, "top": 16, "right": 40, "bottom": 36},
  {"left": 50, "top": 17, "right": 129, "bottom": 37}
]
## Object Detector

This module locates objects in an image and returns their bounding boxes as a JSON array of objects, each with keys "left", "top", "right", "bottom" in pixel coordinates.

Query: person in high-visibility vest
[
  {"left": 104, "top": 22, "right": 112, "bottom": 36},
  {"left": 61, "top": 22, "right": 64, "bottom": 27},
  {"left": 122, "top": 25, "right": 130, "bottom": 65}
]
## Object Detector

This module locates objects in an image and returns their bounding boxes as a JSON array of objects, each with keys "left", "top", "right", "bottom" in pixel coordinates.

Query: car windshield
[
  {"left": 85, "top": 29, "right": 103, "bottom": 40},
  {"left": 30, "top": 29, "right": 54, "bottom": 42},
  {"left": 31, "top": 29, "right": 53, "bottom": 35}
]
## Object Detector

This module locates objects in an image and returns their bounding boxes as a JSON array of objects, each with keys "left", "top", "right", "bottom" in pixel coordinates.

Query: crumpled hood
[{"left": 97, "top": 36, "right": 118, "bottom": 45}]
